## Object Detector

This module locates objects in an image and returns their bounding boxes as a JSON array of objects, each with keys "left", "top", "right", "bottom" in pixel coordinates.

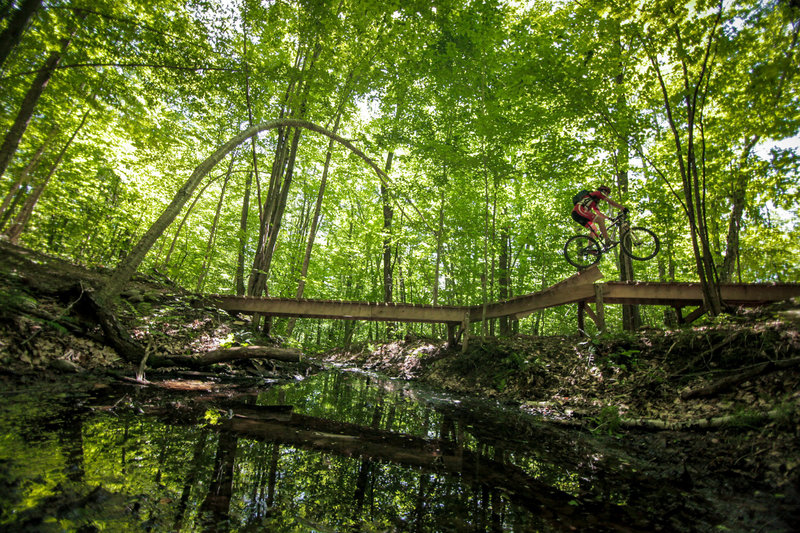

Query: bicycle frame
[
  {"left": 588, "top": 212, "right": 629, "bottom": 249},
  {"left": 564, "top": 210, "right": 659, "bottom": 269}
]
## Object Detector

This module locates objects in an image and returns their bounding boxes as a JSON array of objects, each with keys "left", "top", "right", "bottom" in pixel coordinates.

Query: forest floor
[{"left": 1, "top": 240, "right": 800, "bottom": 529}]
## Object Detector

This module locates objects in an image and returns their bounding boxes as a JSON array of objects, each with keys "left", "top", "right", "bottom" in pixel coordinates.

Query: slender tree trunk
[
  {"left": 720, "top": 135, "right": 759, "bottom": 282},
  {"left": 645, "top": 13, "right": 723, "bottom": 315},
  {"left": 0, "top": 29, "right": 75, "bottom": 181},
  {"left": 432, "top": 187, "right": 445, "bottom": 337},
  {"left": 248, "top": 39, "right": 322, "bottom": 305},
  {"left": 0, "top": 190, "right": 25, "bottom": 231},
  {"left": 4, "top": 107, "right": 90, "bottom": 243},
  {"left": 160, "top": 175, "right": 223, "bottom": 269},
  {"left": 237, "top": 16, "right": 258, "bottom": 296},
  {"left": 253, "top": 127, "right": 302, "bottom": 296},
  {"left": 247, "top": 112, "right": 294, "bottom": 299},
  {"left": 381, "top": 150, "right": 395, "bottom": 338},
  {"left": 612, "top": 34, "right": 642, "bottom": 331},
  {"left": 0, "top": 128, "right": 54, "bottom": 222},
  {"left": 0, "top": 0, "right": 43, "bottom": 70},
  {"left": 615, "top": 153, "right": 641, "bottom": 330},
  {"left": 498, "top": 226, "right": 510, "bottom": 336},
  {"left": 480, "top": 155, "right": 490, "bottom": 338},
  {"left": 196, "top": 158, "right": 233, "bottom": 293},
  {"left": 235, "top": 171, "right": 252, "bottom": 295},
  {"left": 284, "top": 117, "right": 341, "bottom": 337}
]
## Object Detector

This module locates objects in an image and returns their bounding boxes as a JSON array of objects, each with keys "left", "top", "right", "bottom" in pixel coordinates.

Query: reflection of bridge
[{"left": 209, "top": 266, "right": 800, "bottom": 350}]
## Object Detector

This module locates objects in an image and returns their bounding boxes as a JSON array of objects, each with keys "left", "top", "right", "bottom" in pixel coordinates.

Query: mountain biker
[{"left": 571, "top": 185, "right": 628, "bottom": 248}]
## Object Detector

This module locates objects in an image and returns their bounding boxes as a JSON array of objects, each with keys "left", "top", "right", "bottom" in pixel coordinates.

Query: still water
[{"left": 0, "top": 369, "right": 721, "bottom": 531}]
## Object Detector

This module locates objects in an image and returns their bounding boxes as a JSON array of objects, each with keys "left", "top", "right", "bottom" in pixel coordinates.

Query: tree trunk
[
  {"left": 0, "top": 29, "right": 75, "bottom": 181},
  {"left": 4, "top": 107, "right": 90, "bottom": 243},
  {"left": 249, "top": 126, "right": 302, "bottom": 306},
  {"left": 247, "top": 39, "right": 322, "bottom": 306},
  {"left": 432, "top": 187, "right": 445, "bottom": 337},
  {"left": 0, "top": 127, "right": 54, "bottom": 223},
  {"left": 610, "top": 31, "right": 642, "bottom": 331},
  {"left": 195, "top": 157, "right": 233, "bottom": 293},
  {"left": 159, "top": 174, "right": 223, "bottom": 270},
  {"left": 189, "top": 345, "right": 301, "bottom": 366},
  {"left": 284, "top": 119, "right": 339, "bottom": 337},
  {"left": 615, "top": 154, "right": 641, "bottom": 331},
  {"left": 0, "top": 0, "right": 43, "bottom": 70},
  {"left": 382, "top": 150, "right": 395, "bottom": 338},
  {"left": 238, "top": 20, "right": 258, "bottom": 296},
  {"left": 498, "top": 226, "right": 510, "bottom": 336},
  {"left": 235, "top": 171, "right": 252, "bottom": 296},
  {"left": 719, "top": 140, "right": 758, "bottom": 282}
]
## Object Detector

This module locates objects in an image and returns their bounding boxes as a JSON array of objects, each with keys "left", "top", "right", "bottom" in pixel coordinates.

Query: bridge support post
[
  {"left": 578, "top": 300, "right": 599, "bottom": 335},
  {"left": 460, "top": 311, "right": 471, "bottom": 353},
  {"left": 594, "top": 285, "right": 606, "bottom": 333},
  {"left": 447, "top": 323, "right": 457, "bottom": 349}
]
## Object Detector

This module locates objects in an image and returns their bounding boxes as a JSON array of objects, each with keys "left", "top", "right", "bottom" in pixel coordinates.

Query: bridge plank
[
  {"left": 600, "top": 282, "right": 800, "bottom": 306},
  {"left": 211, "top": 295, "right": 465, "bottom": 323}
]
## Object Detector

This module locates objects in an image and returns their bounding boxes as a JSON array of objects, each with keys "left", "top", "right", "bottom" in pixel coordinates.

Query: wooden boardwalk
[{"left": 207, "top": 267, "right": 800, "bottom": 349}]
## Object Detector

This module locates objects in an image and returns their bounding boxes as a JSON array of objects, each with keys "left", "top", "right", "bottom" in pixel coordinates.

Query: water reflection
[{"left": 0, "top": 372, "right": 669, "bottom": 532}]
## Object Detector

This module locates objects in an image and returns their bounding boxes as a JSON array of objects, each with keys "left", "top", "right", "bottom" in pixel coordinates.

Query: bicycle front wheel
[
  {"left": 621, "top": 227, "right": 660, "bottom": 260},
  {"left": 564, "top": 235, "right": 602, "bottom": 268}
]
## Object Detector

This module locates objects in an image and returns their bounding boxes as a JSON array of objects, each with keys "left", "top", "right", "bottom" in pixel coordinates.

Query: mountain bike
[{"left": 563, "top": 211, "right": 660, "bottom": 268}]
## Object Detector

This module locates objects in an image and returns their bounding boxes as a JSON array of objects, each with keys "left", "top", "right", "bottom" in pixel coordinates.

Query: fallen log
[
  {"left": 680, "top": 357, "right": 800, "bottom": 399},
  {"left": 187, "top": 345, "right": 302, "bottom": 366},
  {"left": 620, "top": 408, "right": 788, "bottom": 431}
]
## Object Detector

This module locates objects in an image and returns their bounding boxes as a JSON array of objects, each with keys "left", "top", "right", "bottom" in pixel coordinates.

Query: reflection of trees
[
  {"left": 174, "top": 429, "right": 210, "bottom": 531},
  {"left": 1, "top": 386, "right": 671, "bottom": 532},
  {"left": 56, "top": 408, "right": 86, "bottom": 482},
  {"left": 199, "top": 431, "right": 239, "bottom": 531},
  {"left": 219, "top": 406, "right": 650, "bottom": 531}
]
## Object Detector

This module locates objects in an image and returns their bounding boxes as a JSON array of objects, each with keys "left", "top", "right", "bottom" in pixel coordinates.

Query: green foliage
[
  {"left": 0, "top": 0, "right": 797, "bottom": 349},
  {"left": 726, "top": 407, "right": 768, "bottom": 430},
  {"left": 600, "top": 348, "right": 642, "bottom": 372},
  {"left": 202, "top": 408, "right": 225, "bottom": 426},
  {"left": 590, "top": 404, "right": 623, "bottom": 435}
]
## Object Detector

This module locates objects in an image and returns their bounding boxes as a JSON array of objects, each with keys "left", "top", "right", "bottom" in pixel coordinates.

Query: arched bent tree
[{"left": 96, "top": 118, "right": 395, "bottom": 305}]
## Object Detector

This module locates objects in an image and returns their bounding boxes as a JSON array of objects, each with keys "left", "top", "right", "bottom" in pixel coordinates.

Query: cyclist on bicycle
[{"left": 571, "top": 185, "right": 628, "bottom": 248}]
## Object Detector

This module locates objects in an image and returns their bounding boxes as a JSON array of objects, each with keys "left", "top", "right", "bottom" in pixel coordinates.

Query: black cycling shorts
[{"left": 571, "top": 210, "right": 590, "bottom": 226}]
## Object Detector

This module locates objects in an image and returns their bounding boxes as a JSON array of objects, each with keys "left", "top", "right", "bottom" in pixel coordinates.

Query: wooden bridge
[{"left": 208, "top": 267, "right": 800, "bottom": 351}]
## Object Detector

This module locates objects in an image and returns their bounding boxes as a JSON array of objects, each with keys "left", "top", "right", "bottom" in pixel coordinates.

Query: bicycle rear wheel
[
  {"left": 564, "top": 235, "right": 602, "bottom": 268},
  {"left": 621, "top": 227, "right": 659, "bottom": 260}
]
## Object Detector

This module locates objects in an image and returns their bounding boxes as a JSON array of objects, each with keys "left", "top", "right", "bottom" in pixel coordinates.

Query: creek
[{"left": 0, "top": 367, "right": 784, "bottom": 532}]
